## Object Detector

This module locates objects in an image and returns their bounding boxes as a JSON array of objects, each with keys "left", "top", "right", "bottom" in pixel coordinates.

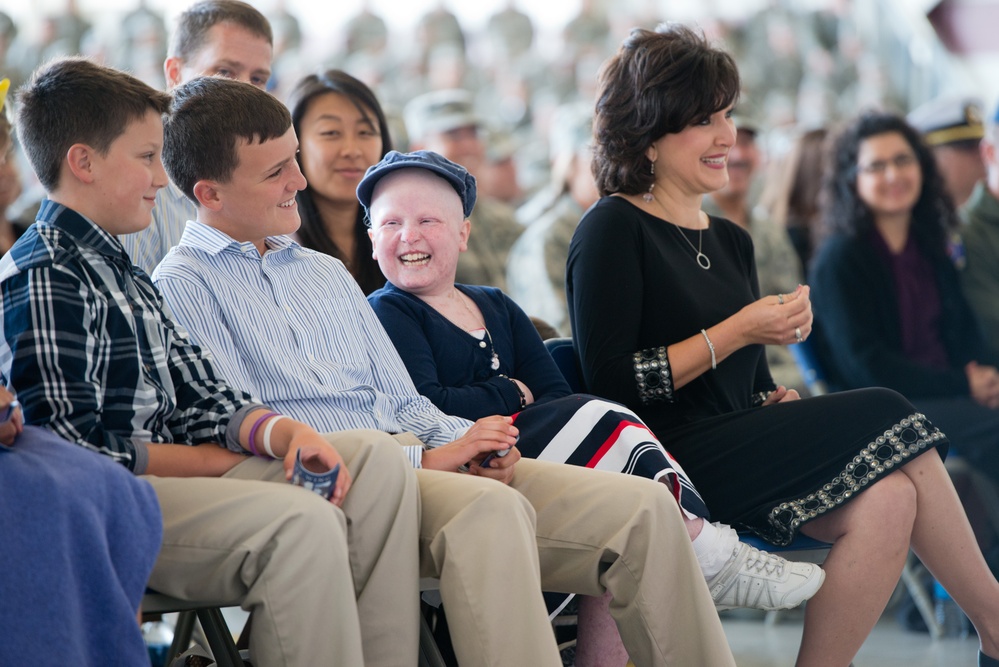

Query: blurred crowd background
[{"left": 0, "top": 0, "right": 989, "bottom": 277}]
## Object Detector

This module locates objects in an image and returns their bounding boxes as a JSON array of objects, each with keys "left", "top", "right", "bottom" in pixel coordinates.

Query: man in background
[{"left": 119, "top": 0, "right": 273, "bottom": 274}]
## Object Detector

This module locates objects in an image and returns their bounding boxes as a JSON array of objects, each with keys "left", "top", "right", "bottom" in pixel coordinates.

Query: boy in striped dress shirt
[
  {"left": 1, "top": 58, "right": 421, "bottom": 667},
  {"left": 153, "top": 75, "right": 736, "bottom": 667}
]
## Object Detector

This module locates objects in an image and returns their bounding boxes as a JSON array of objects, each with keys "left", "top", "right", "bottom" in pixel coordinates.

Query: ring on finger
[
  {"left": 777, "top": 294, "right": 785, "bottom": 305},
  {"left": 795, "top": 327, "right": 803, "bottom": 343}
]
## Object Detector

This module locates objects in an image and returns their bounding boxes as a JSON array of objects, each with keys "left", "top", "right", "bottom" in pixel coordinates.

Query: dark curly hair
[
  {"left": 822, "top": 111, "right": 956, "bottom": 261},
  {"left": 288, "top": 70, "right": 392, "bottom": 295},
  {"left": 592, "top": 23, "right": 740, "bottom": 197}
]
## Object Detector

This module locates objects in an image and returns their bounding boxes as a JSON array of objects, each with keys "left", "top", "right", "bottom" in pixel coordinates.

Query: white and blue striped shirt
[
  {"left": 152, "top": 221, "right": 472, "bottom": 466},
  {"left": 120, "top": 182, "right": 197, "bottom": 276}
]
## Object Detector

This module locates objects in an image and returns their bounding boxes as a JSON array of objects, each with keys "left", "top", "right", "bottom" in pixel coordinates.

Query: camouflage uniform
[
  {"left": 459, "top": 197, "right": 522, "bottom": 292},
  {"left": 506, "top": 194, "right": 583, "bottom": 337}
]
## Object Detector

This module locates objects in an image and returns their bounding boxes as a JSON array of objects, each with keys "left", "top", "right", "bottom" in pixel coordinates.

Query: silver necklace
[
  {"left": 650, "top": 193, "right": 711, "bottom": 270},
  {"left": 455, "top": 288, "right": 501, "bottom": 370}
]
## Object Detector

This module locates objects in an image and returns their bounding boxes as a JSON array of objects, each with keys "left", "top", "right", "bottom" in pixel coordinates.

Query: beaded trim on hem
[
  {"left": 757, "top": 412, "right": 945, "bottom": 546},
  {"left": 633, "top": 346, "right": 675, "bottom": 405}
]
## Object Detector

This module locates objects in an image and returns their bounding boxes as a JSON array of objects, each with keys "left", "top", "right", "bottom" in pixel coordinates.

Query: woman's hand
[
  {"left": 761, "top": 386, "right": 801, "bottom": 406},
  {"left": 422, "top": 415, "right": 519, "bottom": 483},
  {"left": 0, "top": 387, "right": 23, "bottom": 447},
  {"left": 965, "top": 362, "right": 999, "bottom": 409},
  {"left": 735, "top": 284, "right": 813, "bottom": 347}
]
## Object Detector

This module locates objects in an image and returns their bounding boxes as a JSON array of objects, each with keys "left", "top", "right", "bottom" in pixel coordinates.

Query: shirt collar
[
  {"left": 177, "top": 219, "right": 298, "bottom": 257},
  {"left": 36, "top": 199, "right": 131, "bottom": 263}
]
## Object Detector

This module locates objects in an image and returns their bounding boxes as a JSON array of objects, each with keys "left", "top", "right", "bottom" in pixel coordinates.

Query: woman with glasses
[{"left": 811, "top": 111, "right": 999, "bottom": 490}]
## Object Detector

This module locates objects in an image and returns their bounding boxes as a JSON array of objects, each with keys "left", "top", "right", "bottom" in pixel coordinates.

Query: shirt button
[{"left": 479, "top": 341, "right": 487, "bottom": 348}]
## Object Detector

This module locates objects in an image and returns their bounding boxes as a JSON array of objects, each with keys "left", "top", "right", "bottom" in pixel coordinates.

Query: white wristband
[
  {"left": 700, "top": 329, "right": 717, "bottom": 370},
  {"left": 262, "top": 415, "right": 288, "bottom": 459}
]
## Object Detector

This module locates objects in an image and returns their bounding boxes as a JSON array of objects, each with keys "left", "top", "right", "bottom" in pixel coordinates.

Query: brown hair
[
  {"left": 16, "top": 58, "right": 171, "bottom": 191},
  {"left": 162, "top": 75, "right": 290, "bottom": 202},
  {"left": 169, "top": 0, "right": 272, "bottom": 60},
  {"left": 593, "top": 24, "right": 740, "bottom": 196}
]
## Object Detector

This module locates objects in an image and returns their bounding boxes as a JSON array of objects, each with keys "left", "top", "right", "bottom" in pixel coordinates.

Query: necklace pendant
[
  {"left": 491, "top": 353, "right": 500, "bottom": 370},
  {"left": 696, "top": 253, "right": 711, "bottom": 270}
]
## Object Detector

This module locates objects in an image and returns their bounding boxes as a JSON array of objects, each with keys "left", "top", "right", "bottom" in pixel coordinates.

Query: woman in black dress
[{"left": 566, "top": 24, "right": 999, "bottom": 667}]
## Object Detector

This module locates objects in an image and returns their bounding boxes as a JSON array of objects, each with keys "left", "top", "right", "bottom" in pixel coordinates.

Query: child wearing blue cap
[{"left": 155, "top": 77, "right": 738, "bottom": 666}]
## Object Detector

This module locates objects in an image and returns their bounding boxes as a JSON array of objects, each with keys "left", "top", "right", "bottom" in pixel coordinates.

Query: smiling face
[
  {"left": 90, "top": 109, "right": 168, "bottom": 235},
  {"left": 854, "top": 131, "right": 922, "bottom": 224},
  {"left": 167, "top": 22, "right": 273, "bottom": 89},
  {"left": 647, "top": 106, "right": 736, "bottom": 200},
  {"left": 298, "top": 92, "right": 384, "bottom": 209},
  {"left": 205, "top": 126, "right": 306, "bottom": 245},
  {"left": 367, "top": 168, "right": 469, "bottom": 298}
]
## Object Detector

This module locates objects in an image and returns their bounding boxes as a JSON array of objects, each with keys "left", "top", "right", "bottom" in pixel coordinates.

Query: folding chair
[
  {"left": 543, "top": 337, "right": 584, "bottom": 392},
  {"left": 145, "top": 589, "right": 447, "bottom": 667},
  {"left": 141, "top": 592, "right": 243, "bottom": 667}
]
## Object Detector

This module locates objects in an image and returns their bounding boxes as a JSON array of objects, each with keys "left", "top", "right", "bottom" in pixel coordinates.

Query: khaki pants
[
  {"left": 412, "top": 451, "right": 735, "bottom": 667},
  {"left": 145, "top": 430, "right": 420, "bottom": 667}
]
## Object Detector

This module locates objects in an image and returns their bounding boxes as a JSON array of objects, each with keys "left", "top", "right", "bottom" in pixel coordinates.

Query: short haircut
[
  {"left": 593, "top": 24, "right": 740, "bottom": 196},
  {"left": 15, "top": 57, "right": 171, "bottom": 192},
  {"left": 162, "top": 76, "right": 291, "bottom": 202},
  {"left": 169, "top": 0, "right": 272, "bottom": 61}
]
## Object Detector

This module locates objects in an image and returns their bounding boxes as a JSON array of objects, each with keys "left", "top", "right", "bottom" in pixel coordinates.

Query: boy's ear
[
  {"left": 458, "top": 218, "right": 471, "bottom": 252},
  {"left": 65, "top": 144, "right": 97, "bottom": 184},
  {"left": 193, "top": 180, "right": 223, "bottom": 211},
  {"left": 367, "top": 228, "right": 377, "bottom": 258},
  {"left": 164, "top": 57, "right": 184, "bottom": 90}
]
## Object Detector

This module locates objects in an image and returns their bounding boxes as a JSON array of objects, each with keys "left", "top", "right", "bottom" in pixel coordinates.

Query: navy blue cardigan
[{"left": 367, "top": 282, "right": 571, "bottom": 420}]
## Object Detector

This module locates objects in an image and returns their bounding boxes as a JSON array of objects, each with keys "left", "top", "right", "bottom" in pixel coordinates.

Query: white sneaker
[{"left": 707, "top": 542, "right": 825, "bottom": 611}]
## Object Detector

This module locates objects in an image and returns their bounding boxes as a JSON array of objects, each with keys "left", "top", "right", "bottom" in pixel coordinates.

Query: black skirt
[{"left": 649, "top": 388, "right": 948, "bottom": 546}]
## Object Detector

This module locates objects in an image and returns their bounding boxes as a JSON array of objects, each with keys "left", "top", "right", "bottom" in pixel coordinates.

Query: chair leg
[
  {"left": 196, "top": 608, "right": 243, "bottom": 667},
  {"left": 900, "top": 558, "right": 942, "bottom": 639},
  {"left": 419, "top": 612, "right": 448, "bottom": 667},
  {"left": 167, "top": 611, "right": 197, "bottom": 662}
]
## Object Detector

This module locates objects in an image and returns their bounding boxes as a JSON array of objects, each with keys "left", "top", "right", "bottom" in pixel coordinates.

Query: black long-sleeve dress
[{"left": 566, "top": 196, "right": 947, "bottom": 545}]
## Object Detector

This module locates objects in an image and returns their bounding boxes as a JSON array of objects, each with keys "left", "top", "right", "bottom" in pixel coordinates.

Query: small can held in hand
[{"left": 291, "top": 449, "right": 340, "bottom": 500}]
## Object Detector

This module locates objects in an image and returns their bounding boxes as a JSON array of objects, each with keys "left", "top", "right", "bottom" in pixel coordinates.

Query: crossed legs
[{"left": 798, "top": 448, "right": 999, "bottom": 667}]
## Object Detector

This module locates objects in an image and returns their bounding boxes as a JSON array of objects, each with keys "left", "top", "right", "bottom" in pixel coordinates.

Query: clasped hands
[
  {"left": 739, "top": 284, "right": 813, "bottom": 348},
  {"left": 422, "top": 415, "right": 520, "bottom": 485}
]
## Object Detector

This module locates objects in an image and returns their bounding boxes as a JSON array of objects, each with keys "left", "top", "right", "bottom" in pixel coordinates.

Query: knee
[
  {"left": 861, "top": 387, "right": 918, "bottom": 416},
  {"left": 857, "top": 471, "right": 918, "bottom": 531},
  {"left": 277, "top": 486, "right": 349, "bottom": 551},
  {"left": 328, "top": 429, "right": 414, "bottom": 478},
  {"left": 440, "top": 478, "right": 537, "bottom": 537}
]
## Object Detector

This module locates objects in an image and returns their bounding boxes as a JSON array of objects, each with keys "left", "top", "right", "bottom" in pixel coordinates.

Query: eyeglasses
[{"left": 857, "top": 153, "right": 918, "bottom": 175}]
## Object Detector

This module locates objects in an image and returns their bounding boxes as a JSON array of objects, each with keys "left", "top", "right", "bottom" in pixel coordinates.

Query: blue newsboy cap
[{"left": 356, "top": 150, "right": 477, "bottom": 219}]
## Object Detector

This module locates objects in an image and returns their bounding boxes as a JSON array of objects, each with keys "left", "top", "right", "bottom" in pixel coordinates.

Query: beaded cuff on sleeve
[{"left": 633, "top": 346, "right": 675, "bottom": 405}]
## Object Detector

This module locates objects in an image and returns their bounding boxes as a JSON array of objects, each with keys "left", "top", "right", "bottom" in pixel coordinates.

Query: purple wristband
[{"left": 247, "top": 411, "right": 279, "bottom": 458}]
